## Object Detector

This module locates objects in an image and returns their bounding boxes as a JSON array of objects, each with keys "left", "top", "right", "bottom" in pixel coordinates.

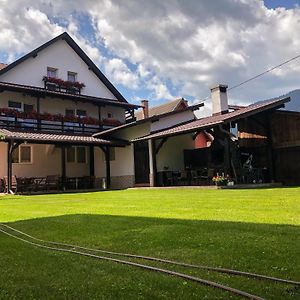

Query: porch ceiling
[
  {"left": 0, "top": 128, "right": 128, "bottom": 146},
  {"left": 132, "top": 97, "right": 290, "bottom": 142}
]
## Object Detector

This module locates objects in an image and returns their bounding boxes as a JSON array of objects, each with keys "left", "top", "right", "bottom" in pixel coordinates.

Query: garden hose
[{"left": 1, "top": 223, "right": 299, "bottom": 286}]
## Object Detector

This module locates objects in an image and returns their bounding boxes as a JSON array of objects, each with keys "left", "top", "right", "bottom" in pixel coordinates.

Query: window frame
[
  {"left": 12, "top": 145, "right": 33, "bottom": 164},
  {"left": 47, "top": 67, "right": 58, "bottom": 78},
  {"left": 66, "top": 146, "right": 87, "bottom": 164},
  {"left": 67, "top": 71, "right": 77, "bottom": 82}
]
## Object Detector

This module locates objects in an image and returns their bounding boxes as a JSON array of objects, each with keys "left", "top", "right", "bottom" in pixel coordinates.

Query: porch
[{"left": 0, "top": 128, "right": 128, "bottom": 194}]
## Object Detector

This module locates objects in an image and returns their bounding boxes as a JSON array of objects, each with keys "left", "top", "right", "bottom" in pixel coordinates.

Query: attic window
[
  {"left": 47, "top": 67, "right": 57, "bottom": 78},
  {"left": 68, "top": 72, "right": 77, "bottom": 82}
]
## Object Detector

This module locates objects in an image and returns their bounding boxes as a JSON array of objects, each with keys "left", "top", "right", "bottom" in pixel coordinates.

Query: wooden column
[
  {"left": 61, "top": 145, "right": 66, "bottom": 190},
  {"left": 148, "top": 139, "right": 157, "bottom": 187},
  {"left": 266, "top": 115, "right": 276, "bottom": 182},
  {"left": 7, "top": 140, "right": 12, "bottom": 193},
  {"left": 89, "top": 145, "right": 95, "bottom": 176},
  {"left": 105, "top": 146, "right": 111, "bottom": 189},
  {"left": 36, "top": 97, "right": 41, "bottom": 130}
]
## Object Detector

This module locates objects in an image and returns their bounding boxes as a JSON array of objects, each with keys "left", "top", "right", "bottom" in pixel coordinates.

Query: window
[
  {"left": 24, "top": 104, "right": 34, "bottom": 113},
  {"left": 67, "top": 71, "right": 77, "bottom": 82},
  {"left": 65, "top": 109, "right": 75, "bottom": 116},
  {"left": 66, "top": 146, "right": 86, "bottom": 163},
  {"left": 66, "top": 147, "right": 75, "bottom": 163},
  {"left": 12, "top": 145, "right": 32, "bottom": 164},
  {"left": 8, "top": 101, "right": 22, "bottom": 110},
  {"left": 107, "top": 112, "right": 113, "bottom": 118},
  {"left": 47, "top": 67, "right": 57, "bottom": 78},
  {"left": 77, "top": 146, "right": 86, "bottom": 163},
  {"left": 76, "top": 109, "right": 86, "bottom": 117}
]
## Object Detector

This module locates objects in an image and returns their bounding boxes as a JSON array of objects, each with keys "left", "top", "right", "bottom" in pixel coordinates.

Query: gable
[{"left": 0, "top": 34, "right": 124, "bottom": 101}]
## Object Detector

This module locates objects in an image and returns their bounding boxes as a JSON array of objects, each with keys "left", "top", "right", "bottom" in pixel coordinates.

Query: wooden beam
[
  {"left": 61, "top": 145, "right": 66, "bottom": 190},
  {"left": 7, "top": 140, "right": 22, "bottom": 194},
  {"left": 155, "top": 137, "right": 168, "bottom": 155},
  {"left": 105, "top": 146, "right": 111, "bottom": 189},
  {"left": 99, "top": 146, "right": 111, "bottom": 189},
  {"left": 89, "top": 146, "right": 95, "bottom": 176},
  {"left": 266, "top": 115, "right": 276, "bottom": 182}
]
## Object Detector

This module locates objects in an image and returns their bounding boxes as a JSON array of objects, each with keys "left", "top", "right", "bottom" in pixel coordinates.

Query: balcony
[
  {"left": 0, "top": 108, "right": 123, "bottom": 134},
  {"left": 43, "top": 76, "right": 85, "bottom": 94}
]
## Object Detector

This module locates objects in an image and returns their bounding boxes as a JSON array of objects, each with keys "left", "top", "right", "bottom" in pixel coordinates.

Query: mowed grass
[{"left": 0, "top": 188, "right": 299, "bottom": 299}]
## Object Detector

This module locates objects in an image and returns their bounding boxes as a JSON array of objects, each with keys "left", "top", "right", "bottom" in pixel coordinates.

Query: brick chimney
[
  {"left": 141, "top": 100, "right": 149, "bottom": 119},
  {"left": 210, "top": 84, "right": 228, "bottom": 115}
]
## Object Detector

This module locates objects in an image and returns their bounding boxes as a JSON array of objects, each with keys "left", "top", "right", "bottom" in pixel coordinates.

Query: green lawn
[{"left": 0, "top": 188, "right": 300, "bottom": 299}]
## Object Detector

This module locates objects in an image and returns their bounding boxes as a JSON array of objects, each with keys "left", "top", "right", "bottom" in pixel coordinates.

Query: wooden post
[
  {"left": 89, "top": 146, "right": 95, "bottom": 176},
  {"left": 148, "top": 139, "right": 157, "bottom": 187},
  {"left": 36, "top": 97, "right": 41, "bottom": 130},
  {"left": 105, "top": 146, "right": 111, "bottom": 189},
  {"left": 266, "top": 114, "right": 276, "bottom": 182},
  {"left": 61, "top": 145, "right": 66, "bottom": 190},
  {"left": 7, "top": 140, "right": 12, "bottom": 193}
]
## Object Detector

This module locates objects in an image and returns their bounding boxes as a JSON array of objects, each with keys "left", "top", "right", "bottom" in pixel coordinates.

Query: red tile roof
[
  {"left": 133, "top": 97, "right": 290, "bottom": 141},
  {"left": 135, "top": 98, "right": 188, "bottom": 120},
  {"left": 0, "top": 129, "right": 127, "bottom": 146}
]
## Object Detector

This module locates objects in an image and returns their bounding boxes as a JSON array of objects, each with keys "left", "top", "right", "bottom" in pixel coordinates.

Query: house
[
  {"left": 97, "top": 85, "right": 296, "bottom": 186},
  {"left": 0, "top": 32, "right": 140, "bottom": 192},
  {"left": 1, "top": 32, "right": 299, "bottom": 192}
]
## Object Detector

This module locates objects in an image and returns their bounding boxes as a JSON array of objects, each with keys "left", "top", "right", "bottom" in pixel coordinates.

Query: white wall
[
  {"left": 150, "top": 110, "right": 195, "bottom": 132},
  {"left": 0, "top": 39, "right": 118, "bottom": 99},
  {"left": 156, "top": 134, "right": 195, "bottom": 172}
]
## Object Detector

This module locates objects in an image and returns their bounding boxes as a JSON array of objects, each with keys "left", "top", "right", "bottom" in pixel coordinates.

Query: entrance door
[{"left": 134, "top": 141, "right": 150, "bottom": 184}]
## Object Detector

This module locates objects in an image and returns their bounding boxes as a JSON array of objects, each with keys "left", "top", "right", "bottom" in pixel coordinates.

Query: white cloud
[
  {"left": 104, "top": 58, "right": 139, "bottom": 89},
  {"left": 1, "top": 0, "right": 300, "bottom": 105}
]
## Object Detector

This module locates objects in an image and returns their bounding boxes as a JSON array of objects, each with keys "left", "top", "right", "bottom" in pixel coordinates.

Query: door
[{"left": 134, "top": 141, "right": 150, "bottom": 184}]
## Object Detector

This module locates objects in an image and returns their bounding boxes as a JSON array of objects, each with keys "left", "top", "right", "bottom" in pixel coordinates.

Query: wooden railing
[{"left": 0, "top": 115, "right": 117, "bottom": 134}]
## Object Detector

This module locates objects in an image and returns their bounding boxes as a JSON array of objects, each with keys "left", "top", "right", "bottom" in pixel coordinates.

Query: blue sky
[
  {"left": 1, "top": 0, "right": 300, "bottom": 110},
  {"left": 265, "top": 0, "right": 300, "bottom": 8}
]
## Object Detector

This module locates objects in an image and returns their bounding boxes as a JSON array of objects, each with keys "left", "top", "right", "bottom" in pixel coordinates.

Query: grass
[{"left": 0, "top": 188, "right": 299, "bottom": 299}]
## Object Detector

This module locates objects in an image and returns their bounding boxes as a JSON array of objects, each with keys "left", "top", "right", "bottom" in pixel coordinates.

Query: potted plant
[{"left": 212, "top": 174, "right": 229, "bottom": 186}]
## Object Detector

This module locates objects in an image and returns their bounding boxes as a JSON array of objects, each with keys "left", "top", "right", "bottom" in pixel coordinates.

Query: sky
[{"left": 1, "top": 0, "right": 300, "bottom": 110}]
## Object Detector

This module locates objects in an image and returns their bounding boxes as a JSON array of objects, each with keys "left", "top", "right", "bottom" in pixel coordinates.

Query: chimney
[
  {"left": 141, "top": 100, "right": 149, "bottom": 119},
  {"left": 210, "top": 84, "right": 229, "bottom": 115}
]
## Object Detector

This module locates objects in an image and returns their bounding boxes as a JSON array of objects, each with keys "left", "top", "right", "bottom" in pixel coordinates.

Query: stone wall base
[{"left": 111, "top": 175, "right": 135, "bottom": 189}]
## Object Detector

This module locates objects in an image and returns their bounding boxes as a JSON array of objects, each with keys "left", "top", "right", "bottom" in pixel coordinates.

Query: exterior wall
[
  {"left": 150, "top": 110, "right": 195, "bottom": 132},
  {"left": 0, "top": 39, "right": 117, "bottom": 99},
  {"left": 0, "top": 142, "right": 96, "bottom": 178},
  {"left": 156, "top": 134, "right": 195, "bottom": 172}
]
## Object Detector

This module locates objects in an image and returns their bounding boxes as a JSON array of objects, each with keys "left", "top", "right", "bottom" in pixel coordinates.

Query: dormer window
[
  {"left": 68, "top": 71, "right": 77, "bottom": 82},
  {"left": 47, "top": 67, "right": 57, "bottom": 78}
]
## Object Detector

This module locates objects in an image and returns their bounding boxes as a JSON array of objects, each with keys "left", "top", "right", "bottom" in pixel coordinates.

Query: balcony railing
[
  {"left": 0, "top": 110, "right": 123, "bottom": 134},
  {"left": 43, "top": 76, "right": 85, "bottom": 94}
]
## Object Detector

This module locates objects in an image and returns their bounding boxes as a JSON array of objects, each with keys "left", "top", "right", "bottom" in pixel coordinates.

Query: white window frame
[
  {"left": 47, "top": 67, "right": 58, "bottom": 78},
  {"left": 12, "top": 145, "right": 33, "bottom": 164},
  {"left": 67, "top": 71, "right": 77, "bottom": 82},
  {"left": 66, "top": 146, "right": 87, "bottom": 164}
]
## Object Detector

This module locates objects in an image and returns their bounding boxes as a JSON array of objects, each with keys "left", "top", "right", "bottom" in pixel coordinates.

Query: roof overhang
[
  {"left": 132, "top": 97, "right": 290, "bottom": 142},
  {"left": 0, "top": 129, "right": 129, "bottom": 147},
  {"left": 93, "top": 102, "right": 204, "bottom": 137},
  {"left": 0, "top": 81, "right": 141, "bottom": 110}
]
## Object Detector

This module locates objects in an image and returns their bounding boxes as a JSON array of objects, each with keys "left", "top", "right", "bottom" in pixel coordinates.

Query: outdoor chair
[
  {"left": 45, "top": 175, "right": 61, "bottom": 191},
  {"left": 177, "top": 170, "right": 188, "bottom": 185},
  {"left": 199, "top": 168, "right": 215, "bottom": 185},
  {"left": 3, "top": 175, "right": 18, "bottom": 193}
]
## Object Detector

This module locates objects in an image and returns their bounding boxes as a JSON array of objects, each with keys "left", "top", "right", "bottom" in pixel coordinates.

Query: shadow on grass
[{"left": 1, "top": 214, "right": 300, "bottom": 300}]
